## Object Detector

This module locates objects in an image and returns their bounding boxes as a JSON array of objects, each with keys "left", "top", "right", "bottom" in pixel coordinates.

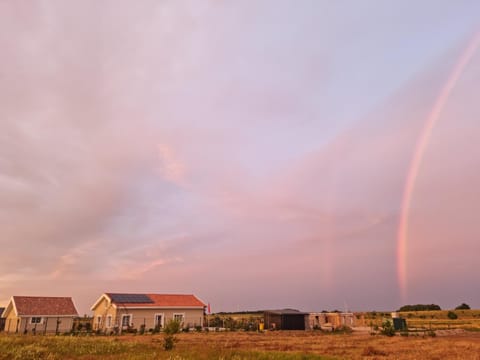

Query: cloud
[
  {"left": 157, "top": 144, "right": 186, "bottom": 185},
  {"left": 1, "top": 1, "right": 479, "bottom": 313}
]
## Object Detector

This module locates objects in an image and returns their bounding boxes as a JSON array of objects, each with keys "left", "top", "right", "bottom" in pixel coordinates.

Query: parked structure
[
  {"left": 307, "top": 312, "right": 356, "bottom": 330},
  {"left": 264, "top": 309, "right": 308, "bottom": 330},
  {"left": 2, "top": 296, "right": 78, "bottom": 334},
  {"left": 90, "top": 293, "right": 206, "bottom": 333}
]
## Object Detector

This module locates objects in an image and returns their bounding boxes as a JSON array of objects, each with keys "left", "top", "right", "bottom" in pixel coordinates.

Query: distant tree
[
  {"left": 398, "top": 304, "right": 441, "bottom": 312},
  {"left": 447, "top": 311, "right": 458, "bottom": 320},
  {"left": 455, "top": 303, "right": 470, "bottom": 310}
]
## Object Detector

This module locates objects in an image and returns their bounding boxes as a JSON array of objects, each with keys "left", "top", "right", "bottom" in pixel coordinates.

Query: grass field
[
  {"left": 1, "top": 330, "right": 480, "bottom": 360},
  {"left": 359, "top": 309, "right": 480, "bottom": 331},
  {"left": 210, "top": 309, "right": 480, "bottom": 333}
]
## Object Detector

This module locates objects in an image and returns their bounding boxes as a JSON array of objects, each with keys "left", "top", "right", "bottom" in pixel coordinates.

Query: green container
[{"left": 393, "top": 318, "right": 407, "bottom": 331}]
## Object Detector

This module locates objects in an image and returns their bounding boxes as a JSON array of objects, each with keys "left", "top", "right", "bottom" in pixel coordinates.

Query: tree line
[{"left": 398, "top": 303, "right": 470, "bottom": 312}]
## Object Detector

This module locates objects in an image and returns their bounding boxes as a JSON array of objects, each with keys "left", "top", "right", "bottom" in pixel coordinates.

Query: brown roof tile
[
  {"left": 13, "top": 296, "right": 78, "bottom": 316},
  {"left": 107, "top": 293, "right": 205, "bottom": 308}
]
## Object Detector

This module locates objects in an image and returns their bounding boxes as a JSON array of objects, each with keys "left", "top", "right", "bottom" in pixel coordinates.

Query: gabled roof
[
  {"left": 92, "top": 293, "right": 205, "bottom": 310},
  {"left": 10, "top": 296, "right": 78, "bottom": 316}
]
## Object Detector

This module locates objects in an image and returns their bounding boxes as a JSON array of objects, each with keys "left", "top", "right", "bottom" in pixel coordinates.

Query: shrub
[
  {"left": 380, "top": 320, "right": 395, "bottom": 337},
  {"left": 447, "top": 311, "right": 458, "bottom": 320},
  {"left": 84, "top": 322, "right": 92, "bottom": 332},
  {"left": 163, "top": 320, "right": 181, "bottom": 351},
  {"left": 455, "top": 303, "right": 470, "bottom": 310},
  {"left": 153, "top": 325, "right": 161, "bottom": 334}
]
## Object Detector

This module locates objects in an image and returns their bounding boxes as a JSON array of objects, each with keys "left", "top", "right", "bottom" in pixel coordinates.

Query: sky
[{"left": 1, "top": 0, "right": 479, "bottom": 315}]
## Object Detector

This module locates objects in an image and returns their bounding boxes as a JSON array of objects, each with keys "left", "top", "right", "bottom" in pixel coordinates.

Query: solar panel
[{"left": 109, "top": 294, "right": 154, "bottom": 303}]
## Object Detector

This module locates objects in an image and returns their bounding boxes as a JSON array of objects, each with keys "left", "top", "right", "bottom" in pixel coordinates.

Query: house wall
[
  {"left": 3, "top": 307, "right": 20, "bottom": 333},
  {"left": 4, "top": 315, "right": 74, "bottom": 334},
  {"left": 91, "top": 296, "right": 117, "bottom": 331},
  {"left": 92, "top": 298, "right": 204, "bottom": 332},
  {"left": 114, "top": 308, "right": 204, "bottom": 331}
]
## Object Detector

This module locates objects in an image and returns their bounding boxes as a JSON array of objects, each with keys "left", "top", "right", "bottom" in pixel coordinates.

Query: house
[
  {"left": 2, "top": 296, "right": 78, "bottom": 334},
  {"left": 264, "top": 309, "right": 309, "bottom": 330},
  {"left": 90, "top": 293, "right": 206, "bottom": 333}
]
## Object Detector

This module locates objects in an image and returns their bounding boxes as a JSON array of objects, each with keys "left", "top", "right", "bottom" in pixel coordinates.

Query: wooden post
[
  {"left": 24, "top": 318, "right": 28, "bottom": 334},
  {"left": 44, "top": 318, "right": 48, "bottom": 335},
  {"left": 56, "top": 317, "right": 60, "bottom": 335}
]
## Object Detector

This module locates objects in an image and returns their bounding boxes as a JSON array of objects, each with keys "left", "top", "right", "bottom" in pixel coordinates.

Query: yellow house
[
  {"left": 90, "top": 293, "right": 206, "bottom": 333},
  {"left": 1, "top": 296, "right": 78, "bottom": 334}
]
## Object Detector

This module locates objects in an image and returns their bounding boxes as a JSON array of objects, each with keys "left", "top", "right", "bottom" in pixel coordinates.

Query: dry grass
[
  {"left": 359, "top": 309, "right": 480, "bottom": 331},
  {"left": 171, "top": 331, "right": 480, "bottom": 359},
  {"left": 1, "top": 330, "right": 480, "bottom": 359}
]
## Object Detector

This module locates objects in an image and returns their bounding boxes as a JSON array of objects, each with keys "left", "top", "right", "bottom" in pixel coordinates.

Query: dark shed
[{"left": 264, "top": 309, "right": 308, "bottom": 330}]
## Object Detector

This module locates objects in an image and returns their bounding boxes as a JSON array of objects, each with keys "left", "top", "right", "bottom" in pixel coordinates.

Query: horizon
[{"left": 1, "top": 1, "right": 479, "bottom": 316}]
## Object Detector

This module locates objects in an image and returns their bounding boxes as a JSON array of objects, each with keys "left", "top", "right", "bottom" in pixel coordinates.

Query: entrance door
[{"left": 154, "top": 314, "right": 163, "bottom": 328}]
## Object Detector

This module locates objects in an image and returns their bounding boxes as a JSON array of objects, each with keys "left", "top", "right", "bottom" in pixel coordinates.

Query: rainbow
[{"left": 397, "top": 31, "right": 480, "bottom": 301}]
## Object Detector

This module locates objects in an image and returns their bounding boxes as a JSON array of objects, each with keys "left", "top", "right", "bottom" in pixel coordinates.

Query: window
[
  {"left": 30, "top": 317, "right": 42, "bottom": 324},
  {"left": 106, "top": 315, "right": 112, "bottom": 328},
  {"left": 121, "top": 315, "right": 132, "bottom": 327},
  {"left": 154, "top": 314, "right": 164, "bottom": 328},
  {"left": 173, "top": 313, "right": 184, "bottom": 324},
  {"left": 96, "top": 316, "right": 102, "bottom": 326}
]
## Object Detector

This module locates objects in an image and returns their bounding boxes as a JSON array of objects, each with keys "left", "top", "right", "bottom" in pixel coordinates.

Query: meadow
[
  {"left": 360, "top": 309, "right": 480, "bottom": 331},
  {"left": 1, "top": 330, "right": 480, "bottom": 360}
]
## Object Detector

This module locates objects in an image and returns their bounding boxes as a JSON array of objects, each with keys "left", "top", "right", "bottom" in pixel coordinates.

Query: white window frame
[
  {"left": 121, "top": 314, "right": 132, "bottom": 327},
  {"left": 173, "top": 313, "right": 185, "bottom": 325},
  {"left": 30, "top": 317, "right": 43, "bottom": 324},
  {"left": 106, "top": 315, "right": 112, "bottom": 328},
  {"left": 154, "top": 313, "right": 164, "bottom": 328}
]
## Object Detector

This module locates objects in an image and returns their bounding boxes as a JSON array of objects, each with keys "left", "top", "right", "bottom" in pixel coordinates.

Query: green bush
[
  {"left": 455, "top": 303, "right": 470, "bottom": 310},
  {"left": 380, "top": 320, "right": 395, "bottom": 337},
  {"left": 163, "top": 320, "right": 181, "bottom": 351},
  {"left": 447, "top": 311, "right": 458, "bottom": 320}
]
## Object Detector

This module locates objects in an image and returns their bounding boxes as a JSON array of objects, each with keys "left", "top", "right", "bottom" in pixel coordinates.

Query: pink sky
[{"left": 1, "top": 1, "right": 479, "bottom": 314}]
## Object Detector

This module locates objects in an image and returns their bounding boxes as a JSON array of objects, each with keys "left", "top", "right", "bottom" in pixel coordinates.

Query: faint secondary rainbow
[{"left": 397, "top": 31, "right": 480, "bottom": 301}]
